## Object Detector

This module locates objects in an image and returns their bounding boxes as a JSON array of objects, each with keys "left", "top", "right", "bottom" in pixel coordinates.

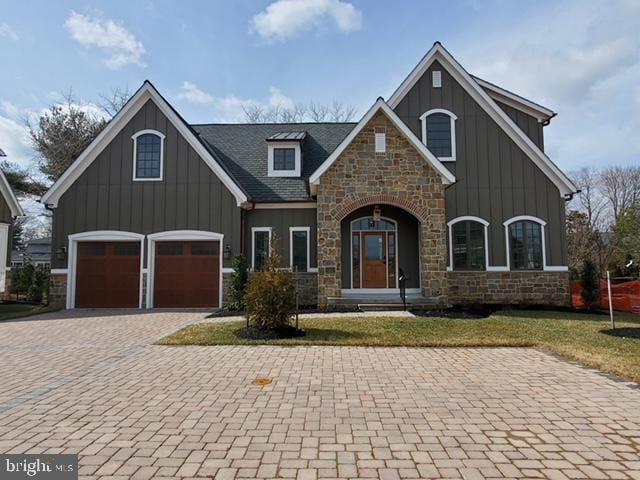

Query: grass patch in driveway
[{"left": 158, "top": 310, "right": 640, "bottom": 383}]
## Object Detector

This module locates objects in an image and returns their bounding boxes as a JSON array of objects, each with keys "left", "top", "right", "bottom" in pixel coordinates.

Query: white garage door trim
[
  {"left": 67, "top": 231, "right": 145, "bottom": 309},
  {"left": 146, "top": 230, "right": 224, "bottom": 309}
]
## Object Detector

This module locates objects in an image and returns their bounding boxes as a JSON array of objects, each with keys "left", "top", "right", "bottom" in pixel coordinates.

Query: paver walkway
[{"left": 0, "top": 310, "right": 639, "bottom": 479}]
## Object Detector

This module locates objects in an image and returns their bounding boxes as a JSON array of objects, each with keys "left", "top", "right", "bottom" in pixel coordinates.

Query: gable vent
[{"left": 432, "top": 70, "right": 442, "bottom": 88}]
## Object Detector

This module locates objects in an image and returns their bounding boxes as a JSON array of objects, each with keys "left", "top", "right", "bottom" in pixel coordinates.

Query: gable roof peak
[
  {"left": 309, "top": 98, "right": 455, "bottom": 186},
  {"left": 41, "top": 81, "right": 249, "bottom": 207},
  {"left": 387, "top": 42, "right": 577, "bottom": 197}
]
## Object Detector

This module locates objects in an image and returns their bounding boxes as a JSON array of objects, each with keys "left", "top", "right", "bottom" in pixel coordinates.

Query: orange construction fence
[{"left": 572, "top": 279, "right": 640, "bottom": 313}]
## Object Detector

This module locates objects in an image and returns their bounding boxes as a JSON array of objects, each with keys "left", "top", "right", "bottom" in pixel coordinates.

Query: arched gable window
[
  {"left": 133, "top": 130, "right": 165, "bottom": 180},
  {"left": 420, "top": 109, "right": 457, "bottom": 162},
  {"left": 504, "top": 216, "right": 546, "bottom": 270},
  {"left": 447, "top": 216, "right": 488, "bottom": 270}
]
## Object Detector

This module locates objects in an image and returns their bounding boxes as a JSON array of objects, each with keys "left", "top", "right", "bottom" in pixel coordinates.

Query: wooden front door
[
  {"left": 362, "top": 233, "right": 387, "bottom": 288},
  {"left": 75, "top": 241, "right": 141, "bottom": 308}
]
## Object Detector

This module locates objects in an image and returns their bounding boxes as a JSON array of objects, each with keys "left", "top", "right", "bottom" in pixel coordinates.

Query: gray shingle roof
[{"left": 192, "top": 123, "right": 355, "bottom": 202}]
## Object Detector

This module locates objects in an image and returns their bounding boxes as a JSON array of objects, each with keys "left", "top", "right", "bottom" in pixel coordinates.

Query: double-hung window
[
  {"left": 133, "top": 130, "right": 165, "bottom": 180},
  {"left": 290, "top": 227, "right": 310, "bottom": 272},
  {"left": 252, "top": 227, "right": 272, "bottom": 271}
]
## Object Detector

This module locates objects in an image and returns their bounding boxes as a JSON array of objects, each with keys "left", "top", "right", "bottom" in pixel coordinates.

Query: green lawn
[
  {"left": 158, "top": 310, "right": 640, "bottom": 383},
  {"left": 0, "top": 303, "right": 57, "bottom": 321}
]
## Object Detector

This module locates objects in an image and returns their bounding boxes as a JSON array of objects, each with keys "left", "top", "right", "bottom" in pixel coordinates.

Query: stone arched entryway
[{"left": 314, "top": 109, "right": 449, "bottom": 307}]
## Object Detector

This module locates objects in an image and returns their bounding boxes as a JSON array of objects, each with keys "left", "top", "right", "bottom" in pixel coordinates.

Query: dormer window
[
  {"left": 419, "top": 109, "right": 457, "bottom": 162},
  {"left": 273, "top": 148, "right": 296, "bottom": 171},
  {"left": 266, "top": 132, "right": 305, "bottom": 177},
  {"left": 132, "top": 130, "right": 165, "bottom": 181}
]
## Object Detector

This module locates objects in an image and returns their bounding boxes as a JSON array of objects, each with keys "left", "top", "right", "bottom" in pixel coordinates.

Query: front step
[
  {"left": 327, "top": 295, "right": 449, "bottom": 311},
  {"left": 358, "top": 303, "right": 408, "bottom": 312}
]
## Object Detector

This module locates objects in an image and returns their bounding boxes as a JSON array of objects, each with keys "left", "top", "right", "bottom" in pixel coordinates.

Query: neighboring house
[
  {"left": 0, "top": 148, "right": 26, "bottom": 294},
  {"left": 12, "top": 237, "right": 52, "bottom": 271},
  {"left": 41, "top": 42, "right": 577, "bottom": 309}
]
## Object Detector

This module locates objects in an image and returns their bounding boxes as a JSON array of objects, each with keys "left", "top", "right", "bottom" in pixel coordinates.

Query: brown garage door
[
  {"left": 75, "top": 242, "right": 141, "bottom": 308},
  {"left": 154, "top": 241, "right": 220, "bottom": 308}
]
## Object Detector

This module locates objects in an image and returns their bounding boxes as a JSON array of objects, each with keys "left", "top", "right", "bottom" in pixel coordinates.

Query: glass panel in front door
[{"left": 364, "top": 234, "right": 384, "bottom": 260}]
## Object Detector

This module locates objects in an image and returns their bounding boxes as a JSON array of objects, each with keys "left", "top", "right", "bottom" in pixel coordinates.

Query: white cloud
[
  {"left": 457, "top": 0, "right": 640, "bottom": 170},
  {"left": 64, "top": 11, "right": 145, "bottom": 69},
  {"left": 251, "top": 0, "right": 362, "bottom": 42},
  {"left": 182, "top": 86, "right": 296, "bottom": 122},
  {"left": 0, "top": 22, "right": 19, "bottom": 41},
  {"left": 178, "top": 81, "right": 214, "bottom": 105}
]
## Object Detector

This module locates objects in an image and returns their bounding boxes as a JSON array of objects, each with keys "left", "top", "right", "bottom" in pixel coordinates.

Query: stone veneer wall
[
  {"left": 49, "top": 273, "right": 67, "bottom": 308},
  {"left": 293, "top": 272, "right": 318, "bottom": 306},
  {"left": 448, "top": 271, "right": 571, "bottom": 306},
  {"left": 316, "top": 111, "right": 448, "bottom": 307}
]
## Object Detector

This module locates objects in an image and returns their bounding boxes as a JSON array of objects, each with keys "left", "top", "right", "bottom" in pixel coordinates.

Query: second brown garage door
[{"left": 154, "top": 241, "right": 220, "bottom": 308}]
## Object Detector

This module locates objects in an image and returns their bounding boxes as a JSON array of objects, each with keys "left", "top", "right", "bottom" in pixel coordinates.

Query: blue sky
[{"left": 1, "top": 0, "right": 639, "bottom": 177}]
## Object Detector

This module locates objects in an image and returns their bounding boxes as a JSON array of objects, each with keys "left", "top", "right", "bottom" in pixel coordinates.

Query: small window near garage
[
  {"left": 191, "top": 242, "right": 218, "bottom": 256},
  {"left": 114, "top": 243, "right": 141, "bottom": 256},
  {"left": 133, "top": 130, "right": 165, "bottom": 181},
  {"left": 252, "top": 228, "right": 272, "bottom": 271},
  {"left": 290, "top": 227, "right": 309, "bottom": 272},
  {"left": 157, "top": 243, "right": 184, "bottom": 256},
  {"left": 78, "top": 242, "right": 106, "bottom": 256}
]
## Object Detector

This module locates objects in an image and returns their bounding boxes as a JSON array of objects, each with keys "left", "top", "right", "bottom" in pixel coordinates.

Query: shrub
[
  {"left": 11, "top": 262, "right": 34, "bottom": 298},
  {"left": 28, "top": 268, "right": 48, "bottom": 304},
  {"left": 225, "top": 255, "right": 248, "bottom": 311},
  {"left": 244, "top": 238, "right": 295, "bottom": 330},
  {"left": 580, "top": 258, "right": 599, "bottom": 309}
]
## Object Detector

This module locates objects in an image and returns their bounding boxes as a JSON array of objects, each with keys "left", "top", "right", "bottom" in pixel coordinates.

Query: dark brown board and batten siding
[
  {"left": 393, "top": 60, "right": 566, "bottom": 267},
  {"left": 244, "top": 208, "right": 317, "bottom": 269},
  {"left": 51, "top": 98, "right": 242, "bottom": 269}
]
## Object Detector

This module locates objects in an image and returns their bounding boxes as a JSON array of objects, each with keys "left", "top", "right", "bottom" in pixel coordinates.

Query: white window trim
[
  {"left": 289, "top": 227, "right": 310, "bottom": 272},
  {"left": 132, "top": 129, "right": 165, "bottom": 181},
  {"left": 146, "top": 230, "right": 224, "bottom": 309},
  {"left": 420, "top": 108, "right": 457, "bottom": 162},
  {"left": 251, "top": 227, "right": 272, "bottom": 271},
  {"left": 446, "top": 216, "right": 489, "bottom": 272},
  {"left": 66, "top": 231, "right": 146, "bottom": 309},
  {"left": 268, "top": 142, "right": 301, "bottom": 177},
  {"left": 502, "top": 215, "right": 567, "bottom": 272}
]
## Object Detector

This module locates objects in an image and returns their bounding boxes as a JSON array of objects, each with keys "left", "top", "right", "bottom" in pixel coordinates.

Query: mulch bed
[
  {"left": 601, "top": 328, "right": 640, "bottom": 340},
  {"left": 234, "top": 325, "right": 306, "bottom": 340}
]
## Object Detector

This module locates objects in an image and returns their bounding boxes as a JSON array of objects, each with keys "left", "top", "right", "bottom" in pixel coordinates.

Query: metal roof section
[{"left": 266, "top": 131, "right": 307, "bottom": 141}]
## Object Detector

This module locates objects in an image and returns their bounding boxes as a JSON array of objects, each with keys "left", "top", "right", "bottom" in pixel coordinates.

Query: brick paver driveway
[{"left": 1, "top": 311, "right": 639, "bottom": 479}]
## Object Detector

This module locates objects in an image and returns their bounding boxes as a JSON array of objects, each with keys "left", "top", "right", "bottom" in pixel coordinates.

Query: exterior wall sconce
[
  {"left": 224, "top": 244, "right": 232, "bottom": 259},
  {"left": 373, "top": 205, "right": 382, "bottom": 222},
  {"left": 56, "top": 246, "right": 67, "bottom": 261}
]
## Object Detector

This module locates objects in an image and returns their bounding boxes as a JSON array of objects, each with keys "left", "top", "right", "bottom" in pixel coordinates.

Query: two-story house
[{"left": 42, "top": 43, "right": 577, "bottom": 309}]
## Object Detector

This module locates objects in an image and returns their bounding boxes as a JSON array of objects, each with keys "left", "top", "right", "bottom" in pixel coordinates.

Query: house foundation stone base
[
  {"left": 49, "top": 273, "right": 68, "bottom": 308},
  {"left": 447, "top": 271, "right": 571, "bottom": 307},
  {"left": 293, "top": 272, "right": 318, "bottom": 307}
]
